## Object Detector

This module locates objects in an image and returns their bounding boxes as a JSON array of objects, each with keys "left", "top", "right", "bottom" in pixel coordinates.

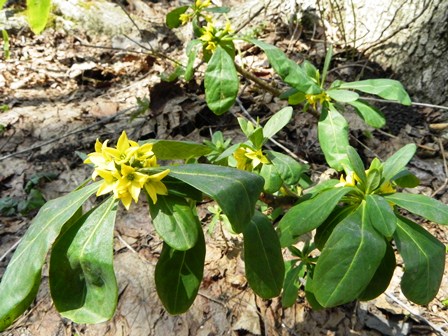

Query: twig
[
  {"left": 360, "top": 97, "right": 448, "bottom": 111},
  {"left": 0, "top": 107, "right": 135, "bottom": 162},
  {"left": 116, "top": 232, "right": 138, "bottom": 254},
  {"left": 235, "top": 98, "right": 308, "bottom": 164},
  {"left": 0, "top": 238, "right": 22, "bottom": 263},
  {"left": 234, "top": 63, "right": 281, "bottom": 97},
  {"left": 385, "top": 292, "right": 448, "bottom": 336},
  {"left": 431, "top": 138, "right": 448, "bottom": 197}
]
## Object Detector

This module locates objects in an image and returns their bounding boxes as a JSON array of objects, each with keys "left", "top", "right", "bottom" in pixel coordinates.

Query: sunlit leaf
[
  {"left": 282, "top": 261, "right": 305, "bottom": 307},
  {"left": 204, "top": 45, "right": 238, "bottom": 115},
  {"left": 327, "top": 89, "right": 359, "bottom": 102},
  {"left": 382, "top": 143, "right": 416, "bottom": 183},
  {"left": 166, "top": 6, "right": 189, "bottom": 29},
  {"left": 339, "top": 79, "right": 411, "bottom": 105},
  {"left": 26, "top": 0, "right": 51, "bottom": 34},
  {"left": 262, "top": 106, "right": 293, "bottom": 140},
  {"left": 50, "top": 197, "right": 118, "bottom": 323},
  {"left": 277, "top": 187, "right": 352, "bottom": 247},
  {"left": 149, "top": 195, "right": 199, "bottom": 251},
  {"left": 365, "top": 194, "right": 397, "bottom": 237},
  {"left": 167, "top": 164, "right": 263, "bottom": 233},
  {"left": 318, "top": 104, "right": 350, "bottom": 171},
  {"left": 0, "top": 182, "right": 100, "bottom": 331},
  {"left": 385, "top": 193, "right": 448, "bottom": 225},
  {"left": 266, "top": 150, "right": 307, "bottom": 185},
  {"left": 147, "top": 140, "right": 211, "bottom": 160},
  {"left": 348, "top": 99, "right": 386, "bottom": 128}
]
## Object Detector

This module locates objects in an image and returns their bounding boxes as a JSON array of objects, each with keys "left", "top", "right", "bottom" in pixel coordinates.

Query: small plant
[
  {"left": 1, "top": 1, "right": 448, "bottom": 332},
  {"left": 1, "top": 0, "right": 52, "bottom": 34}
]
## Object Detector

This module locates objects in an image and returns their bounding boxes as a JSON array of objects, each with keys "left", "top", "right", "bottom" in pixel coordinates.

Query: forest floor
[{"left": 0, "top": 0, "right": 448, "bottom": 335}]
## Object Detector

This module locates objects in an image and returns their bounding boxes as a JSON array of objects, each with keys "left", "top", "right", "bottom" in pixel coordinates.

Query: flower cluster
[
  {"left": 305, "top": 92, "right": 331, "bottom": 109},
  {"left": 179, "top": 0, "right": 212, "bottom": 25},
  {"left": 199, "top": 20, "right": 233, "bottom": 52},
  {"left": 336, "top": 170, "right": 396, "bottom": 195},
  {"left": 84, "top": 131, "right": 170, "bottom": 209},
  {"left": 233, "top": 146, "right": 269, "bottom": 171}
]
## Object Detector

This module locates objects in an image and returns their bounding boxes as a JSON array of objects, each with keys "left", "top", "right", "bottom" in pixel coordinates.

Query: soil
[{"left": 0, "top": 1, "right": 447, "bottom": 335}]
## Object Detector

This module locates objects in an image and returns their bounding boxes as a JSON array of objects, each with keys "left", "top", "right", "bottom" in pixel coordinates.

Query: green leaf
[
  {"left": 50, "top": 197, "right": 118, "bottom": 323},
  {"left": 0, "top": 182, "right": 100, "bottom": 331},
  {"left": 315, "top": 205, "right": 354, "bottom": 250},
  {"left": 302, "top": 60, "right": 319, "bottom": 82},
  {"left": 313, "top": 204, "right": 386, "bottom": 307},
  {"left": 162, "top": 177, "right": 203, "bottom": 201},
  {"left": 167, "top": 164, "right": 263, "bottom": 233},
  {"left": 358, "top": 242, "right": 396, "bottom": 301},
  {"left": 346, "top": 146, "right": 367, "bottom": 183},
  {"left": 318, "top": 104, "right": 350, "bottom": 171},
  {"left": 393, "top": 169, "right": 420, "bottom": 188},
  {"left": 385, "top": 192, "right": 448, "bottom": 225},
  {"left": 243, "top": 212, "right": 285, "bottom": 298},
  {"left": 394, "top": 215, "right": 445, "bottom": 305},
  {"left": 266, "top": 150, "right": 307, "bottom": 185},
  {"left": 248, "top": 38, "right": 320, "bottom": 94},
  {"left": 348, "top": 99, "right": 386, "bottom": 128},
  {"left": 382, "top": 143, "right": 416, "bottom": 183},
  {"left": 160, "top": 66, "right": 184, "bottom": 82},
  {"left": 365, "top": 194, "right": 397, "bottom": 237},
  {"left": 165, "top": 6, "right": 189, "bottom": 29},
  {"left": 365, "top": 168, "right": 381, "bottom": 193},
  {"left": 155, "top": 223, "right": 205, "bottom": 314},
  {"left": 147, "top": 140, "right": 211, "bottom": 160},
  {"left": 26, "top": 0, "right": 51, "bottom": 34},
  {"left": 339, "top": 79, "right": 411, "bottom": 105},
  {"left": 320, "top": 44, "right": 333, "bottom": 86},
  {"left": 262, "top": 106, "right": 293, "bottom": 140},
  {"left": 277, "top": 187, "right": 352, "bottom": 247},
  {"left": 204, "top": 45, "right": 238, "bottom": 115},
  {"left": 282, "top": 261, "right": 305, "bottom": 307},
  {"left": 0, "top": 0, "right": 7, "bottom": 9},
  {"left": 259, "top": 164, "right": 283, "bottom": 193},
  {"left": 327, "top": 89, "right": 359, "bottom": 102},
  {"left": 184, "top": 40, "right": 202, "bottom": 81},
  {"left": 288, "top": 91, "right": 306, "bottom": 105},
  {"left": 149, "top": 195, "right": 199, "bottom": 251}
]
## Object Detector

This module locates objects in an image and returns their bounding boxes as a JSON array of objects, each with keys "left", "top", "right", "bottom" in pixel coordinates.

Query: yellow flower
[
  {"left": 115, "top": 164, "right": 149, "bottom": 209},
  {"left": 224, "top": 20, "right": 233, "bottom": 34},
  {"left": 233, "top": 147, "right": 269, "bottom": 171},
  {"left": 195, "top": 0, "right": 211, "bottom": 9},
  {"left": 336, "top": 171, "right": 357, "bottom": 187},
  {"left": 379, "top": 181, "right": 396, "bottom": 194},
  {"left": 145, "top": 169, "right": 170, "bottom": 204},
  {"left": 104, "top": 131, "right": 139, "bottom": 165},
  {"left": 96, "top": 168, "right": 120, "bottom": 196},
  {"left": 305, "top": 92, "right": 330, "bottom": 109},
  {"left": 179, "top": 12, "right": 191, "bottom": 25},
  {"left": 84, "top": 139, "right": 115, "bottom": 178}
]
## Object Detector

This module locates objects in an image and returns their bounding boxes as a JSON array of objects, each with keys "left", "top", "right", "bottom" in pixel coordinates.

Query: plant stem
[{"left": 234, "top": 63, "right": 282, "bottom": 97}]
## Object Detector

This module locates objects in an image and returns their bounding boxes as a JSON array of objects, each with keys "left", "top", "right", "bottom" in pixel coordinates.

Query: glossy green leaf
[
  {"left": 184, "top": 40, "right": 202, "bottom": 81},
  {"left": 315, "top": 205, "right": 354, "bottom": 250},
  {"left": 262, "top": 106, "right": 293, "bottom": 140},
  {"left": 393, "top": 169, "right": 420, "bottom": 188},
  {"left": 155, "top": 223, "right": 205, "bottom": 314},
  {"left": 0, "top": 182, "right": 100, "bottom": 331},
  {"left": 204, "top": 45, "right": 238, "bottom": 115},
  {"left": 327, "top": 89, "right": 359, "bottom": 102},
  {"left": 50, "top": 196, "right": 118, "bottom": 323},
  {"left": 313, "top": 205, "right": 386, "bottom": 307},
  {"left": 318, "top": 104, "right": 350, "bottom": 171},
  {"left": 149, "top": 195, "right": 199, "bottom": 251},
  {"left": 385, "top": 192, "right": 448, "bottom": 225},
  {"left": 288, "top": 91, "right": 306, "bottom": 105},
  {"left": 394, "top": 215, "right": 445, "bottom": 304},
  {"left": 358, "top": 242, "right": 396, "bottom": 301},
  {"left": 147, "top": 140, "right": 211, "bottom": 160},
  {"left": 243, "top": 212, "right": 285, "bottom": 298},
  {"left": 162, "top": 177, "right": 203, "bottom": 201},
  {"left": 365, "top": 194, "right": 397, "bottom": 237},
  {"left": 167, "top": 164, "right": 263, "bottom": 233},
  {"left": 26, "top": 0, "right": 51, "bottom": 34},
  {"left": 282, "top": 261, "right": 305, "bottom": 307},
  {"left": 266, "top": 150, "right": 307, "bottom": 185},
  {"left": 339, "top": 79, "right": 411, "bottom": 105},
  {"left": 348, "top": 99, "right": 386, "bottom": 128},
  {"left": 248, "top": 38, "right": 320, "bottom": 94},
  {"left": 259, "top": 163, "right": 283, "bottom": 193},
  {"left": 302, "top": 60, "right": 319, "bottom": 82},
  {"left": 277, "top": 187, "right": 352, "bottom": 247},
  {"left": 365, "top": 169, "right": 381, "bottom": 193},
  {"left": 165, "top": 6, "right": 189, "bottom": 29},
  {"left": 382, "top": 143, "right": 416, "bottom": 183},
  {"left": 346, "top": 146, "right": 367, "bottom": 183}
]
